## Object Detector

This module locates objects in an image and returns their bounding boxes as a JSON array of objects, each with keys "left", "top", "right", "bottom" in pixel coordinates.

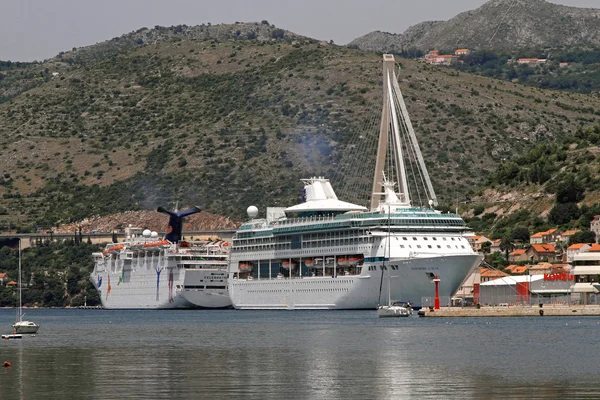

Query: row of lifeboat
[
  {"left": 237, "top": 255, "right": 364, "bottom": 271},
  {"left": 102, "top": 240, "right": 171, "bottom": 255}
]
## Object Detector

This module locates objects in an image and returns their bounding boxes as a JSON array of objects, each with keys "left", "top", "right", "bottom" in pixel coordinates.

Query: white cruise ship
[
  {"left": 90, "top": 207, "right": 231, "bottom": 309},
  {"left": 227, "top": 54, "right": 483, "bottom": 310}
]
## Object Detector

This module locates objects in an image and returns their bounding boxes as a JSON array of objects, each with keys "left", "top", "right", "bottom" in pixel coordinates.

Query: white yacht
[
  {"left": 90, "top": 207, "right": 231, "bottom": 309},
  {"left": 227, "top": 54, "right": 483, "bottom": 310}
]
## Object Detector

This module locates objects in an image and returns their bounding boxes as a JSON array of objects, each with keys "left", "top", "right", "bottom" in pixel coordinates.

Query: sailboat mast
[{"left": 18, "top": 238, "right": 22, "bottom": 323}]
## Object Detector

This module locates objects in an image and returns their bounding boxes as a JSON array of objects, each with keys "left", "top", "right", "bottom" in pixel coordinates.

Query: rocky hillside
[
  {"left": 349, "top": 0, "right": 600, "bottom": 52},
  {"left": 54, "top": 210, "right": 239, "bottom": 234},
  {"left": 2, "top": 23, "right": 600, "bottom": 232}
]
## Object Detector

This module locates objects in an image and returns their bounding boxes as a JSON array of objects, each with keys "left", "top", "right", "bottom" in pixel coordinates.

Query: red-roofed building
[
  {"left": 509, "top": 249, "right": 528, "bottom": 262},
  {"left": 490, "top": 239, "right": 502, "bottom": 254},
  {"left": 566, "top": 243, "right": 591, "bottom": 262},
  {"left": 530, "top": 229, "right": 560, "bottom": 245},
  {"left": 559, "top": 229, "right": 580, "bottom": 243},
  {"left": 7, "top": 280, "right": 17, "bottom": 286},
  {"left": 504, "top": 265, "right": 518, "bottom": 273},
  {"left": 512, "top": 265, "right": 530, "bottom": 275},
  {"left": 0, "top": 272, "right": 7, "bottom": 285},
  {"left": 455, "top": 49, "right": 470, "bottom": 56},
  {"left": 587, "top": 243, "right": 600, "bottom": 252},
  {"left": 480, "top": 268, "right": 509, "bottom": 282},
  {"left": 526, "top": 244, "right": 557, "bottom": 262},
  {"left": 467, "top": 235, "right": 492, "bottom": 252}
]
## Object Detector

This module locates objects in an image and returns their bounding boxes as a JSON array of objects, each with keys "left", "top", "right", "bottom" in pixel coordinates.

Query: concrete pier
[{"left": 418, "top": 305, "right": 600, "bottom": 317}]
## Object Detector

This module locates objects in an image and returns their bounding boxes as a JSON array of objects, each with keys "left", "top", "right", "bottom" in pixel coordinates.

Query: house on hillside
[
  {"left": 455, "top": 49, "right": 470, "bottom": 56},
  {"left": 480, "top": 267, "right": 509, "bottom": 283},
  {"left": 511, "top": 265, "right": 530, "bottom": 275},
  {"left": 529, "top": 262, "right": 570, "bottom": 276},
  {"left": 467, "top": 235, "right": 492, "bottom": 252},
  {"left": 526, "top": 244, "right": 557, "bottom": 262},
  {"left": 509, "top": 249, "right": 528, "bottom": 262},
  {"left": 566, "top": 243, "right": 591, "bottom": 262},
  {"left": 530, "top": 229, "right": 560, "bottom": 244},
  {"left": 517, "top": 58, "right": 547, "bottom": 65},
  {"left": 559, "top": 229, "right": 580, "bottom": 243},
  {"left": 424, "top": 49, "right": 458, "bottom": 65},
  {"left": 559, "top": 62, "right": 569, "bottom": 68},
  {"left": 490, "top": 239, "right": 502, "bottom": 253},
  {"left": 0, "top": 272, "right": 7, "bottom": 285}
]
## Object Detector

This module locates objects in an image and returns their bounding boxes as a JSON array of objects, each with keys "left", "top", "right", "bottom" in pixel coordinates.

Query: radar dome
[
  {"left": 142, "top": 229, "right": 151, "bottom": 237},
  {"left": 151, "top": 231, "right": 159, "bottom": 238},
  {"left": 247, "top": 205, "right": 258, "bottom": 219}
]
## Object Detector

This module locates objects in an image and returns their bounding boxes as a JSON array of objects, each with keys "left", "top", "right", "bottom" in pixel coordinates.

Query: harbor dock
[{"left": 418, "top": 304, "right": 600, "bottom": 317}]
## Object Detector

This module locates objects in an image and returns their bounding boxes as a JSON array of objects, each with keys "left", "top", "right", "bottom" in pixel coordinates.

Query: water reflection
[{"left": 0, "top": 310, "right": 598, "bottom": 399}]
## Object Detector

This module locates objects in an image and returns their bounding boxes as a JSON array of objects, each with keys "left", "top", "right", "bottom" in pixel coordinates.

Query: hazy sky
[{"left": 1, "top": 0, "right": 599, "bottom": 62}]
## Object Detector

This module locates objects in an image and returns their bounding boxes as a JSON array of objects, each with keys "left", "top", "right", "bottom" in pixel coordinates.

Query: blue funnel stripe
[{"left": 157, "top": 206, "right": 201, "bottom": 243}]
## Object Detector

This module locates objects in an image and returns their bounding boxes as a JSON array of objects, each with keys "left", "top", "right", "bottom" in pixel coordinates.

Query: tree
[
  {"left": 555, "top": 180, "right": 585, "bottom": 204},
  {"left": 548, "top": 202, "right": 581, "bottom": 225},
  {"left": 499, "top": 234, "right": 515, "bottom": 261},
  {"left": 511, "top": 227, "right": 530, "bottom": 243},
  {"left": 568, "top": 231, "right": 597, "bottom": 246}
]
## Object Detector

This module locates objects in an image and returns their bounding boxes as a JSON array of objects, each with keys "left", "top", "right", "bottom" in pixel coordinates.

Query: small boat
[
  {"left": 12, "top": 240, "right": 40, "bottom": 334},
  {"left": 2, "top": 334, "right": 22, "bottom": 340},
  {"left": 239, "top": 262, "right": 254, "bottom": 272},
  {"left": 281, "top": 260, "right": 298, "bottom": 270},
  {"left": 347, "top": 256, "right": 363, "bottom": 266},
  {"left": 377, "top": 303, "right": 410, "bottom": 318},
  {"left": 304, "top": 258, "right": 315, "bottom": 268},
  {"left": 103, "top": 244, "right": 125, "bottom": 255},
  {"left": 337, "top": 256, "right": 349, "bottom": 267}
]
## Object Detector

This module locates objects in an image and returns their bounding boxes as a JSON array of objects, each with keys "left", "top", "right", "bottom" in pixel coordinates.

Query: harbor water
[{"left": 0, "top": 309, "right": 598, "bottom": 399}]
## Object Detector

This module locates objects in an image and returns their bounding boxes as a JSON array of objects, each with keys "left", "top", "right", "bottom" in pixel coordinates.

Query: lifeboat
[
  {"left": 305, "top": 258, "right": 315, "bottom": 268},
  {"left": 337, "top": 256, "right": 349, "bottom": 267},
  {"left": 347, "top": 255, "right": 364, "bottom": 266},
  {"left": 281, "top": 260, "right": 298, "bottom": 270},
  {"left": 239, "top": 262, "right": 254, "bottom": 272},
  {"left": 103, "top": 244, "right": 124, "bottom": 255},
  {"left": 143, "top": 240, "right": 170, "bottom": 249}
]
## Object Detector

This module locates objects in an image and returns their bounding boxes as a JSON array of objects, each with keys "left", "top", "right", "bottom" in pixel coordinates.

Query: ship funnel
[{"left": 156, "top": 206, "right": 201, "bottom": 243}]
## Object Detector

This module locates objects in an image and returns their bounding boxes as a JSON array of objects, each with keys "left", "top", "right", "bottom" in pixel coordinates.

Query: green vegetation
[
  {"left": 454, "top": 47, "right": 600, "bottom": 94},
  {"left": 0, "top": 241, "right": 101, "bottom": 307}
]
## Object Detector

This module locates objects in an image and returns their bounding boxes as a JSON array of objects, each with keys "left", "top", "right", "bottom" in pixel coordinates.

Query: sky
[{"left": 1, "top": 0, "right": 599, "bottom": 62}]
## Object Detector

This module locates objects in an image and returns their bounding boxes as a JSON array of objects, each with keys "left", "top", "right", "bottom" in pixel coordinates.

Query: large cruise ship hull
[
  {"left": 181, "top": 269, "right": 231, "bottom": 309},
  {"left": 229, "top": 254, "right": 483, "bottom": 310},
  {"left": 90, "top": 267, "right": 192, "bottom": 309}
]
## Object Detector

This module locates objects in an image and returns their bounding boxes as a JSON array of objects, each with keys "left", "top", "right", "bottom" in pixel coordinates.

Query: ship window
[
  {"left": 447, "top": 245, "right": 451, "bottom": 249},
  {"left": 403, "top": 237, "right": 407, "bottom": 240},
  {"left": 413, "top": 237, "right": 417, "bottom": 241},
  {"left": 451, "top": 238, "right": 455, "bottom": 241},
  {"left": 433, "top": 237, "right": 437, "bottom": 241},
  {"left": 400, "top": 245, "right": 405, "bottom": 248},
  {"left": 427, "top": 245, "right": 432, "bottom": 248},
  {"left": 424, "top": 237, "right": 428, "bottom": 241},
  {"left": 461, "top": 245, "right": 465, "bottom": 249},
  {"left": 417, "top": 245, "right": 421, "bottom": 248}
]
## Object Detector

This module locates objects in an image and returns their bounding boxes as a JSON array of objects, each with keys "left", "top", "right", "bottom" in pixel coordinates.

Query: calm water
[{"left": 0, "top": 309, "right": 598, "bottom": 399}]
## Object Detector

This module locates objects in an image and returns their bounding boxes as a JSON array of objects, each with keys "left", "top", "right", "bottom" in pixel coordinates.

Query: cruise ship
[
  {"left": 91, "top": 207, "right": 231, "bottom": 309},
  {"left": 227, "top": 54, "right": 484, "bottom": 310}
]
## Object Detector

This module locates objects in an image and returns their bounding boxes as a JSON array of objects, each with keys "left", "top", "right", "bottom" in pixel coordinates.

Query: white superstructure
[
  {"left": 91, "top": 226, "right": 231, "bottom": 309},
  {"left": 227, "top": 54, "right": 483, "bottom": 310}
]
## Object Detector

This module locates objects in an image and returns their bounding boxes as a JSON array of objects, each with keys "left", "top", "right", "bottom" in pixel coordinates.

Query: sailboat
[
  {"left": 377, "top": 178, "right": 410, "bottom": 318},
  {"left": 12, "top": 239, "right": 40, "bottom": 334}
]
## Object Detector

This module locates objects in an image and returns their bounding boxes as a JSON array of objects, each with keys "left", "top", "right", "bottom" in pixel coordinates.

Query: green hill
[{"left": 2, "top": 23, "right": 600, "bottom": 232}]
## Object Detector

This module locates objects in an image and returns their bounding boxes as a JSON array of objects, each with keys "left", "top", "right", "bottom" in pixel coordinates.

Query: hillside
[
  {"left": 2, "top": 23, "right": 600, "bottom": 232},
  {"left": 349, "top": 0, "right": 600, "bottom": 52}
]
